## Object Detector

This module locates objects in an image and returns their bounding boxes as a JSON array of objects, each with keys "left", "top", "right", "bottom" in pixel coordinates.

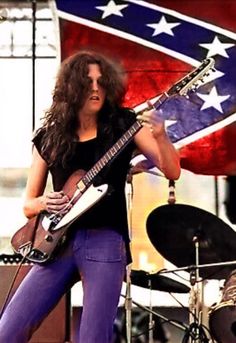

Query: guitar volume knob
[{"left": 45, "top": 234, "right": 53, "bottom": 242}]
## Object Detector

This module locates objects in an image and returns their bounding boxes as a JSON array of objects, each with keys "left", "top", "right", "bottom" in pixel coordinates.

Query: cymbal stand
[
  {"left": 158, "top": 259, "right": 236, "bottom": 342},
  {"left": 120, "top": 293, "right": 188, "bottom": 333},
  {"left": 125, "top": 170, "right": 134, "bottom": 343},
  {"left": 148, "top": 279, "right": 154, "bottom": 343},
  {"left": 159, "top": 260, "right": 236, "bottom": 276},
  {"left": 184, "top": 235, "right": 209, "bottom": 343}
]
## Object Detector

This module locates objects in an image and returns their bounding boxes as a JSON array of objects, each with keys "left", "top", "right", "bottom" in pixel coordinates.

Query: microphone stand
[{"left": 125, "top": 169, "right": 134, "bottom": 343}]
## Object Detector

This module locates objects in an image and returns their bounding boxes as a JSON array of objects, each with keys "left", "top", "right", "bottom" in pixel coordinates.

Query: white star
[
  {"left": 96, "top": 0, "right": 129, "bottom": 19},
  {"left": 199, "top": 36, "right": 234, "bottom": 58},
  {"left": 197, "top": 86, "right": 230, "bottom": 113},
  {"left": 146, "top": 15, "right": 180, "bottom": 37}
]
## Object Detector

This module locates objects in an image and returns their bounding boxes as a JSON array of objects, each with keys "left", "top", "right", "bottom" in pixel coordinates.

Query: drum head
[{"left": 209, "top": 303, "right": 236, "bottom": 343}]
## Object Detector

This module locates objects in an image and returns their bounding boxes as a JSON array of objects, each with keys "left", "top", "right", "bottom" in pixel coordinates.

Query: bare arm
[
  {"left": 23, "top": 146, "right": 71, "bottom": 219},
  {"left": 134, "top": 108, "right": 181, "bottom": 180}
]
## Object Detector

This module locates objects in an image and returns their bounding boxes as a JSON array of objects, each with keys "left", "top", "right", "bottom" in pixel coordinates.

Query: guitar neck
[
  {"left": 79, "top": 92, "right": 170, "bottom": 188},
  {"left": 152, "top": 92, "right": 170, "bottom": 109}
]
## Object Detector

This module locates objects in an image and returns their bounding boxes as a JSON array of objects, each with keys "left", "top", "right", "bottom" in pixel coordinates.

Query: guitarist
[{"left": 0, "top": 50, "right": 180, "bottom": 343}]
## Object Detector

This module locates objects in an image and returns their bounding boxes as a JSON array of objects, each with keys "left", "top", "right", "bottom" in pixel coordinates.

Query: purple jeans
[{"left": 0, "top": 228, "right": 127, "bottom": 343}]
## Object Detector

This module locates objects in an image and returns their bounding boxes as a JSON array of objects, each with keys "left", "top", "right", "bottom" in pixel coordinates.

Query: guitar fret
[
  {"left": 153, "top": 93, "right": 168, "bottom": 109},
  {"left": 116, "top": 142, "right": 121, "bottom": 149},
  {"left": 107, "top": 151, "right": 113, "bottom": 159},
  {"left": 97, "top": 161, "right": 103, "bottom": 169},
  {"left": 103, "top": 156, "right": 109, "bottom": 164}
]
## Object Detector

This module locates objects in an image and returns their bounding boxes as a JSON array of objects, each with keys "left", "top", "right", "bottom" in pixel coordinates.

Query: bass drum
[{"left": 209, "top": 270, "right": 236, "bottom": 343}]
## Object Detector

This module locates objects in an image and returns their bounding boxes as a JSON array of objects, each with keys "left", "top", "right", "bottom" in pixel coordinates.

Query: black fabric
[{"left": 32, "top": 108, "right": 137, "bottom": 250}]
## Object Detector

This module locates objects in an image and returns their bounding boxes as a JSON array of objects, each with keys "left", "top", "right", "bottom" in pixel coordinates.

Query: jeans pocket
[{"left": 85, "top": 229, "right": 124, "bottom": 262}]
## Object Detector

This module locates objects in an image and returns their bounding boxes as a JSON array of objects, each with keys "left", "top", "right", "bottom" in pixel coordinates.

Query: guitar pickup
[{"left": 77, "top": 179, "right": 86, "bottom": 192}]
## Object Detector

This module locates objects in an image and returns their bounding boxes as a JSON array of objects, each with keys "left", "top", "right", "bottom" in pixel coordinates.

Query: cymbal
[
  {"left": 130, "top": 269, "right": 190, "bottom": 293},
  {"left": 146, "top": 204, "right": 236, "bottom": 279}
]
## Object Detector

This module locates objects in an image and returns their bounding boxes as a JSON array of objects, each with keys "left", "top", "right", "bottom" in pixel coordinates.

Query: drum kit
[{"left": 125, "top": 159, "right": 236, "bottom": 343}]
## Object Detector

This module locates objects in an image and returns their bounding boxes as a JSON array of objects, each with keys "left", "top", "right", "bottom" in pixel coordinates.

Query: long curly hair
[{"left": 37, "top": 50, "right": 127, "bottom": 167}]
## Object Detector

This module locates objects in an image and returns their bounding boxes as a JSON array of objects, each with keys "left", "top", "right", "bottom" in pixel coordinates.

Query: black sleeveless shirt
[{"left": 32, "top": 108, "right": 137, "bottom": 245}]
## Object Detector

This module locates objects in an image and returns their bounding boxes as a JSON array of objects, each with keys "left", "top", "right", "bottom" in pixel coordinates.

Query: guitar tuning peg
[{"left": 191, "top": 84, "right": 198, "bottom": 92}]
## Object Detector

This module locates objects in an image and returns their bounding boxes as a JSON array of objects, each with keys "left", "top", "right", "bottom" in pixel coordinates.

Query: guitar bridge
[{"left": 27, "top": 249, "right": 48, "bottom": 263}]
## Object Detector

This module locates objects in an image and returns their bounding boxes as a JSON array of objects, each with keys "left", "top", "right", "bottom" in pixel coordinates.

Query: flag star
[
  {"left": 146, "top": 15, "right": 180, "bottom": 37},
  {"left": 197, "top": 86, "right": 230, "bottom": 113},
  {"left": 96, "top": 0, "right": 129, "bottom": 19},
  {"left": 199, "top": 36, "right": 234, "bottom": 58}
]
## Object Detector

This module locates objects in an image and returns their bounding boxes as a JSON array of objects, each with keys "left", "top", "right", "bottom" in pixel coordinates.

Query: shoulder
[
  {"left": 32, "top": 127, "right": 46, "bottom": 148},
  {"left": 31, "top": 127, "right": 49, "bottom": 163}
]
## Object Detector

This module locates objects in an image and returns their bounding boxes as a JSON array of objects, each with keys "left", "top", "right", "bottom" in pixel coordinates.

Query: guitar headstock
[{"left": 168, "top": 58, "right": 215, "bottom": 97}]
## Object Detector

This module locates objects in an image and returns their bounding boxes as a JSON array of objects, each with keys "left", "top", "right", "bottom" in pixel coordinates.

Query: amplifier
[{"left": 0, "top": 263, "right": 70, "bottom": 343}]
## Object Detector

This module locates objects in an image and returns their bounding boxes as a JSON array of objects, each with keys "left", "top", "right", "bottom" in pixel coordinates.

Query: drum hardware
[
  {"left": 120, "top": 293, "right": 189, "bottom": 336},
  {"left": 148, "top": 279, "right": 154, "bottom": 343},
  {"left": 156, "top": 264, "right": 210, "bottom": 342},
  {"left": 125, "top": 168, "right": 134, "bottom": 343},
  {"left": 125, "top": 170, "right": 236, "bottom": 341},
  {"left": 208, "top": 269, "right": 236, "bottom": 343},
  {"left": 125, "top": 267, "right": 132, "bottom": 343},
  {"left": 146, "top": 204, "right": 236, "bottom": 341},
  {"left": 129, "top": 269, "right": 190, "bottom": 293},
  {"left": 158, "top": 261, "right": 236, "bottom": 276},
  {"left": 184, "top": 235, "right": 209, "bottom": 343},
  {"left": 123, "top": 268, "right": 191, "bottom": 341},
  {"left": 130, "top": 270, "right": 190, "bottom": 343},
  {"left": 127, "top": 269, "right": 190, "bottom": 342},
  {"left": 124, "top": 161, "right": 165, "bottom": 342},
  {"left": 156, "top": 262, "right": 236, "bottom": 343}
]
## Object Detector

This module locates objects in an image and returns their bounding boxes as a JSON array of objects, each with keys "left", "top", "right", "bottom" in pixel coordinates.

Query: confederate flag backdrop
[{"left": 53, "top": 0, "right": 236, "bottom": 176}]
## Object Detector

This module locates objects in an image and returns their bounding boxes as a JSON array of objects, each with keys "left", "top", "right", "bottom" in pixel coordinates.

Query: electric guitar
[{"left": 11, "top": 57, "right": 215, "bottom": 263}]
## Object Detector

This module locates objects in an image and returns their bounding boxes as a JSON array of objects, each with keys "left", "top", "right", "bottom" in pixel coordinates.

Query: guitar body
[
  {"left": 11, "top": 170, "right": 108, "bottom": 263},
  {"left": 11, "top": 214, "right": 67, "bottom": 263}
]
